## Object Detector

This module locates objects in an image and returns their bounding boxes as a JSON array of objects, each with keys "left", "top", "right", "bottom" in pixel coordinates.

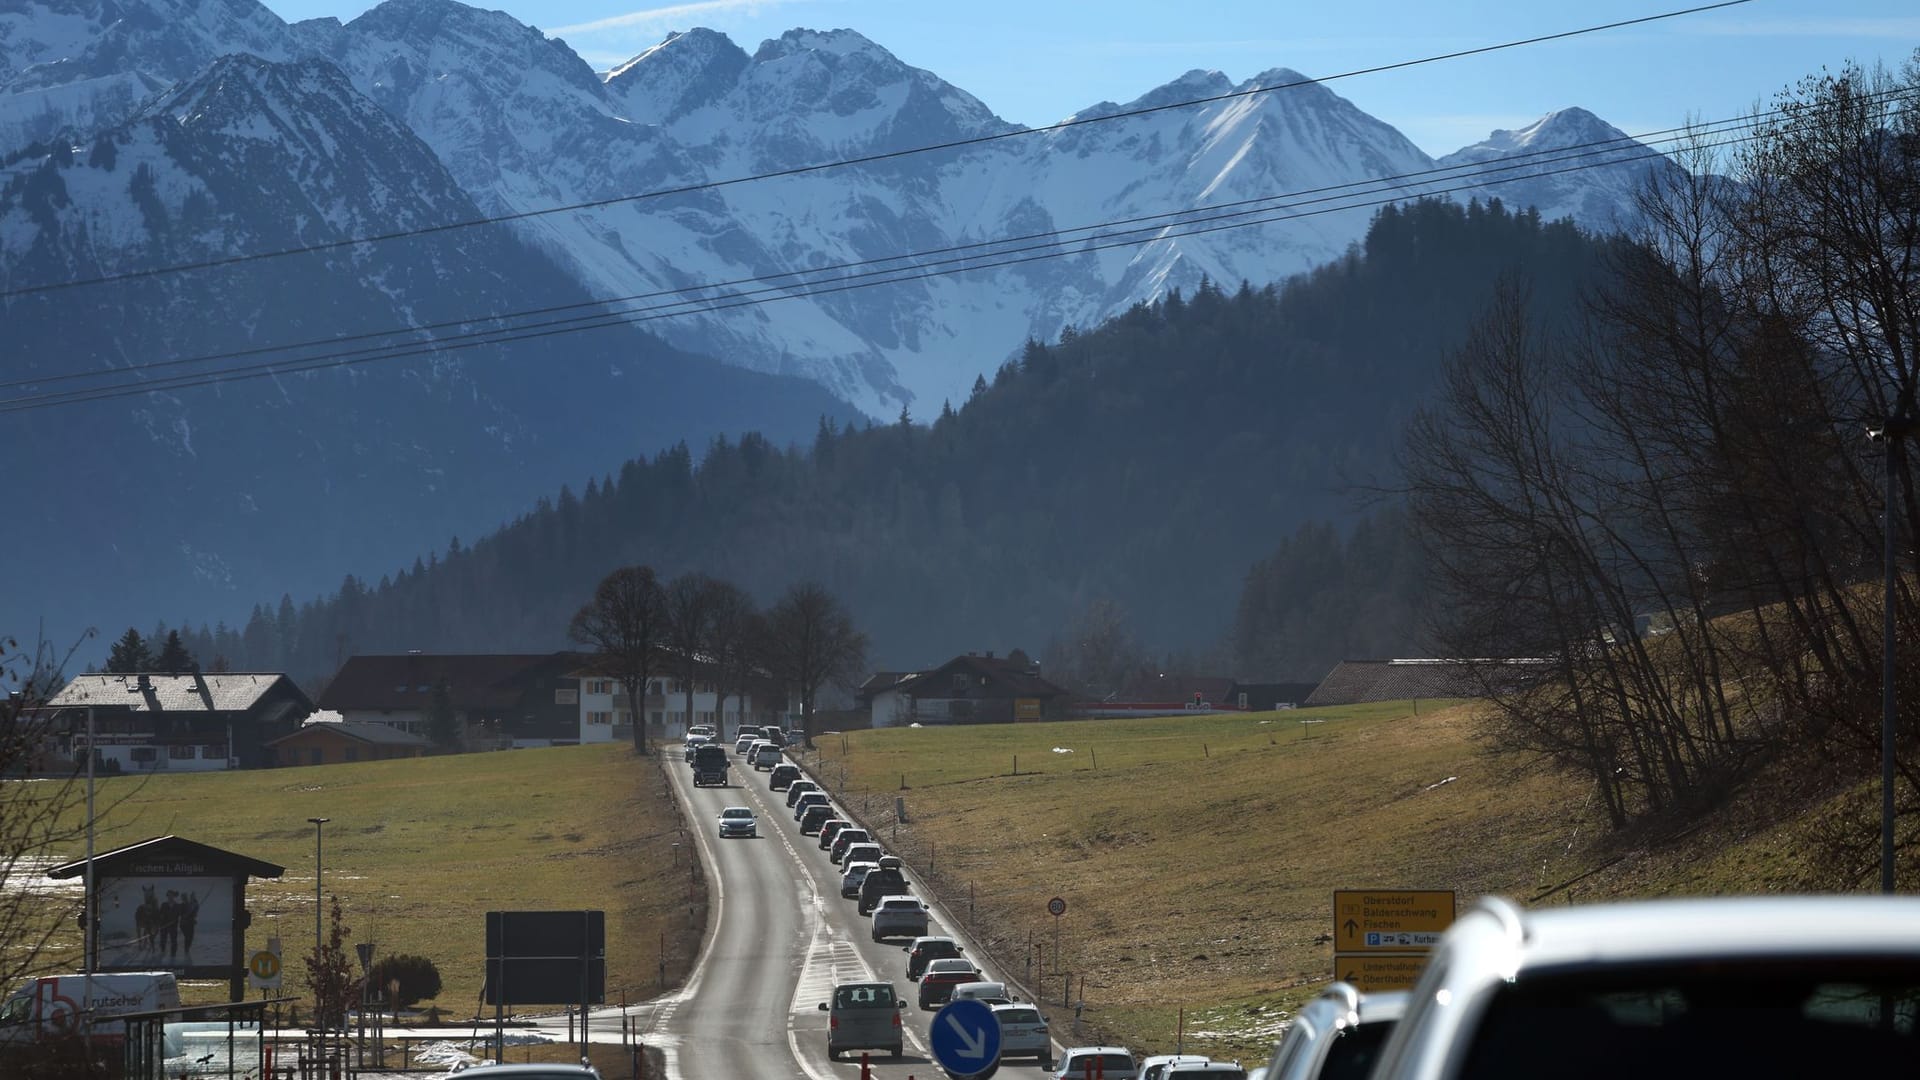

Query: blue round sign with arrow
[{"left": 930, "top": 997, "right": 1001, "bottom": 1079}]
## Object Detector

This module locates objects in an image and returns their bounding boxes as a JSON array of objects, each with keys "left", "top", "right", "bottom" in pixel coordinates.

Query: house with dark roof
[
  {"left": 267, "top": 719, "right": 430, "bottom": 767},
  {"left": 318, "top": 653, "right": 587, "bottom": 749},
  {"left": 1302, "top": 658, "right": 1549, "bottom": 707},
  {"left": 45, "top": 672, "right": 315, "bottom": 771},
  {"left": 862, "top": 652, "right": 1070, "bottom": 727}
]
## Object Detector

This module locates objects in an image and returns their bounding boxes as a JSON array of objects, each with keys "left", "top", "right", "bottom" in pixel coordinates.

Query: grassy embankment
[
  {"left": 799, "top": 701, "right": 1854, "bottom": 1063},
  {"left": 38, "top": 743, "right": 703, "bottom": 1017}
]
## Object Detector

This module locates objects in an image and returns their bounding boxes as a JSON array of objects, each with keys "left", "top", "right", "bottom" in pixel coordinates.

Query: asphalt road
[{"left": 648, "top": 749, "right": 1059, "bottom": 1080}]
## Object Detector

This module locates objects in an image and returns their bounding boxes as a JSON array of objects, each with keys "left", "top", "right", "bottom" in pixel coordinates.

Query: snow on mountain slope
[
  {"left": 0, "top": 0, "right": 1663, "bottom": 419},
  {"left": 1438, "top": 106, "right": 1670, "bottom": 231},
  {"left": 0, "top": 48, "right": 857, "bottom": 652},
  {"left": 0, "top": 0, "right": 291, "bottom": 148}
]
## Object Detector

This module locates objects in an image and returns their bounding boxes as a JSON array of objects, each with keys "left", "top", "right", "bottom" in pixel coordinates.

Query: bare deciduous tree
[
  {"left": 765, "top": 583, "right": 868, "bottom": 746},
  {"left": 569, "top": 566, "right": 668, "bottom": 755}
]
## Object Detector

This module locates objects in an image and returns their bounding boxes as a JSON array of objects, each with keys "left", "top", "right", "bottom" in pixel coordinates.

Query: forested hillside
[{"left": 161, "top": 199, "right": 1613, "bottom": 686}]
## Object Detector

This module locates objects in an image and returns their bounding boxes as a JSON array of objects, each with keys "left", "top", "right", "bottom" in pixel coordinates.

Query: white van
[{"left": 0, "top": 972, "right": 180, "bottom": 1044}]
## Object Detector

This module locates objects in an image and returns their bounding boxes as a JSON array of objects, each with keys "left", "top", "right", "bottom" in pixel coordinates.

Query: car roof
[
  {"left": 1470, "top": 895, "right": 1920, "bottom": 973},
  {"left": 877, "top": 894, "right": 921, "bottom": 905},
  {"left": 844, "top": 860, "right": 878, "bottom": 871},
  {"left": 927, "top": 957, "right": 974, "bottom": 969},
  {"left": 911, "top": 936, "right": 958, "bottom": 946},
  {"left": 990, "top": 1002, "right": 1039, "bottom": 1013}
]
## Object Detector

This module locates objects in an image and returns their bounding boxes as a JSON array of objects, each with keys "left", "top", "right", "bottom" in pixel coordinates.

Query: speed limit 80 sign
[{"left": 1047, "top": 897, "right": 1067, "bottom": 917}]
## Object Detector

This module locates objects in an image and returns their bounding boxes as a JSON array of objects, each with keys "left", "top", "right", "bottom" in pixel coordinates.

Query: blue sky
[{"left": 262, "top": 0, "right": 1919, "bottom": 155}]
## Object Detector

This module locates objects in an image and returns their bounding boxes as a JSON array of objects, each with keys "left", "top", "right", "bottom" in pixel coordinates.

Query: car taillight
[
  {"left": 892, "top": 1012, "right": 901, "bottom": 1028},
  {"left": 829, "top": 1017, "right": 839, "bottom": 1030}
]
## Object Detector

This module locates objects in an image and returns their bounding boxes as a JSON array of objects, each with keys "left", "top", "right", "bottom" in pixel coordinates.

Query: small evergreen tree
[
  {"left": 153, "top": 630, "right": 193, "bottom": 672},
  {"left": 105, "top": 629, "right": 150, "bottom": 674}
]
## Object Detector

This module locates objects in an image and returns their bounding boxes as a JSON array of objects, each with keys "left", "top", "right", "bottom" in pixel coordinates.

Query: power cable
[
  {"left": 4, "top": 95, "right": 1862, "bottom": 414},
  {"left": 0, "top": 0, "right": 1754, "bottom": 299},
  {"left": 12, "top": 89, "right": 1880, "bottom": 398}
]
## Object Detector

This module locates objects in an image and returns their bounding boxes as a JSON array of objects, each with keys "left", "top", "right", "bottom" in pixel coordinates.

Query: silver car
[
  {"left": 1263, "top": 982, "right": 1404, "bottom": 1080},
  {"left": 817, "top": 981, "right": 904, "bottom": 1060},
  {"left": 1371, "top": 895, "right": 1920, "bottom": 1079},
  {"left": 990, "top": 1002, "right": 1052, "bottom": 1066},
  {"left": 715, "top": 806, "right": 756, "bottom": 839},
  {"left": 870, "top": 895, "right": 930, "bottom": 942},
  {"left": 841, "top": 860, "right": 878, "bottom": 899}
]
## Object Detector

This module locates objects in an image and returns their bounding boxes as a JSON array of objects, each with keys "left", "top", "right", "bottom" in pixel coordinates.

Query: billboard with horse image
[{"left": 95, "top": 877, "right": 235, "bottom": 971}]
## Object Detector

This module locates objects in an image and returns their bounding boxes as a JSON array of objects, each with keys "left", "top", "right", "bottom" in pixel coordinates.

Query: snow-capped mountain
[
  {"left": 0, "top": 0, "right": 1671, "bottom": 419},
  {"left": 0, "top": 48, "right": 855, "bottom": 651},
  {"left": 1437, "top": 106, "right": 1655, "bottom": 230}
]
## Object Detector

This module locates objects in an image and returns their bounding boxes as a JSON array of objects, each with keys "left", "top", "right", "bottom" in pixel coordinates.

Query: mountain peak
[
  {"left": 1448, "top": 106, "right": 1628, "bottom": 158},
  {"left": 752, "top": 27, "right": 889, "bottom": 64},
  {"left": 1122, "top": 68, "right": 1235, "bottom": 112},
  {"left": 605, "top": 28, "right": 750, "bottom": 125}
]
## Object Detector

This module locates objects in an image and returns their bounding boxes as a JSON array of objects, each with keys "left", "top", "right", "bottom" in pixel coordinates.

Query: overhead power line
[
  {"left": 15, "top": 87, "right": 1893, "bottom": 401},
  {"left": 9, "top": 90, "right": 1891, "bottom": 415},
  {"left": 0, "top": 0, "right": 1754, "bottom": 299}
]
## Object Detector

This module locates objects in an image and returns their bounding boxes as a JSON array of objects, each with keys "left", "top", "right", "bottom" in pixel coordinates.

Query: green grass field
[
  {"left": 799, "top": 701, "right": 1852, "bottom": 1062},
  {"left": 36, "top": 744, "right": 702, "bottom": 1013}
]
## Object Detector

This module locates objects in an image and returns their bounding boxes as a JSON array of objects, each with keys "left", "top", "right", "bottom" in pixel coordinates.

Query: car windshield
[
  {"left": 1458, "top": 961, "right": 1920, "bottom": 1077},
  {"left": 720, "top": 808, "right": 752, "bottom": 818},
  {"left": 834, "top": 985, "right": 896, "bottom": 1009}
]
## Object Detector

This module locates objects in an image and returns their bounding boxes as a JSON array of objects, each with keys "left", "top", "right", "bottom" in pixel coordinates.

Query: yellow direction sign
[
  {"left": 247, "top": 944, "right": 282, "bottom": 989},
  {"left": 1333, "top": 889, "right": 1456, "bottom": 952},
  {"left": 1334, "top": 953, "right": 1430, "bottom": 994}
]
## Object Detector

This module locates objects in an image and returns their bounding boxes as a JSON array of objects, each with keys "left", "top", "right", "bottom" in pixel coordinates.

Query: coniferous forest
[{"left": 149, "top": 199, "right": 1612, "bottom": 689}]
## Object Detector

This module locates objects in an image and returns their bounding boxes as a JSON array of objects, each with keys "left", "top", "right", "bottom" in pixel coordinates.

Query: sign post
[
  {"left": 1047, "top": 897, "right": 1066, "bottom": 992},
  {"left": 1330, "top": 889, "right": 1455, "bottom": 993}
]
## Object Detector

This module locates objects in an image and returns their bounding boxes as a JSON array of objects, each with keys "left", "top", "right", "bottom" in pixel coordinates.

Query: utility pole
[{"left": 308, "top": 818, "right": 330, "bottom": 951}]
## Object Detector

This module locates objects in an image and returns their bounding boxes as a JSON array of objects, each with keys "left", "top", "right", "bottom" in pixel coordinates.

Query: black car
[
  {"left": 793, "top": 792, "right": 830, "bottom": 820},
  {"left": 905, "top": 937, "right": 966, "bottom": 981},
  {"left": 787, "top": 780, "right": 820, "bottom": 807},
  {"left": 858, "top": 866, "right": 909, "bottom": 915},
  {"left": 799, "top": 803, "right": 835, "bottom": 835},
  {"left": 768, "top": 764, "right": 801, "bottom": 790}
]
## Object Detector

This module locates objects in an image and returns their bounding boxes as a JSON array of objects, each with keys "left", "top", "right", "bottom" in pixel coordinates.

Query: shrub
[{"left": 368, "top": 953, "right": 442, "bottom": 1009}]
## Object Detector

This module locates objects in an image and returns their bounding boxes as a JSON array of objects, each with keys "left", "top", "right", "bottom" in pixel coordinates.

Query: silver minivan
[{"left": 818, "top": 981, "right": 904, "bottom": 1060}]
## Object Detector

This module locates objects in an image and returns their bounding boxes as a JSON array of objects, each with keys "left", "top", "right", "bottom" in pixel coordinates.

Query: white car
[
  {"left": 715, "top": 806, "right": 756, "bottom": 838},
  {"left": 841, "top": 860, "right": 879, "bottom": 899},
  {"left": 990, "top": 1002, "right": 1051, "bottom": 1066},
  {"left": 870, "top": 895, "right": 930, "bottom": 942},
  {"left": 1139, "top": 1055, "right": 1209, "bottom": 1080},
  {"left": 1371, "top": 895, "right": 1920, "bottom": 1079},
  {"left": 1054, "top": 1047, "right": 1138, "bottom": 1080},
  {"left": 1263, "top": 983, "right": 1404, "bottom": 1080}
]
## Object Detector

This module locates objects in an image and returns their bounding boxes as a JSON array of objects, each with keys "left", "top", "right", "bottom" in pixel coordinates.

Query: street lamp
[{"left": 307, "top": 817, "right": 330, "bottom": 951}]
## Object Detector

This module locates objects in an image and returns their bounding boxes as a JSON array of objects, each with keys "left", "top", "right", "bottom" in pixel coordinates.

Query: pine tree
[
  {"left": 154, "top": 630, "right": 194, "bottom": 672},
  {"left": 105, "top": 629, "right": 150, "bottom": 674}
]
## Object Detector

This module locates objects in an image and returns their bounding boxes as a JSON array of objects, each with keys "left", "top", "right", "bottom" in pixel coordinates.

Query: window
[
  {"left": 587, "top": 711, "right": 612, "bottom": 726},
  {"left": 201, "top": 745, "right": 225, "bottom": 761},
  {"left": 953, "top": 673, "right": 970, "bottom": 692},
  {"left": 130, "top": 748, "right": 157, "bottom": 763},
  {"left": 169, "top": 744, "right": 195, "bottom": 760},
  {"left": 587, "top": 679, "right": 612, "bottom": 695},
  {"left": 649, "top": 681, "right": 663, "bottom": 695},
  {"left": 554, "top": 688, "right": 579, "bottom": 705}
]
